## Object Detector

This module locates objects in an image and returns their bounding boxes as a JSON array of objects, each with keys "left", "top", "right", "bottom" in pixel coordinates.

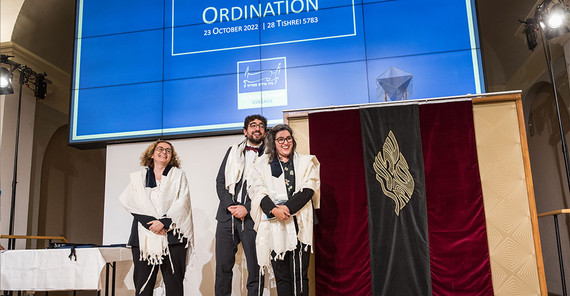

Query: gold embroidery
[{"left": 373, "top": 130, "right": 415, "bottom": 216}]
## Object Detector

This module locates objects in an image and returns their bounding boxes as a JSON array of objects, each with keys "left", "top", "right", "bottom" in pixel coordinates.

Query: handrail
[
  {"left": 538, "top": 209, "right": 570, "bottom": 218},
  {"left": 0, "top": 235, "right": 69, "bottom": 243}
]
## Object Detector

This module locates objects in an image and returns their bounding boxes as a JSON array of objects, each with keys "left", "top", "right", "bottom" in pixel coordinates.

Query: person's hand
[
  {"left": 272, "top": 207, "right": 290, "bottom": 221},
  {"left": 230, "top": 205, "right": 248, "bottom": 220},
  {"left": 147, "top": 220, "right": 167, "bottom": 236},
  {"left": 227, "top": 205, "right": 237, "bottom": 215},
  {"left": 228, "top": 205, "right": 237, "bottom": 216},
  {"left": 276, "top": 205, "right": 290, "bottom": 216}
]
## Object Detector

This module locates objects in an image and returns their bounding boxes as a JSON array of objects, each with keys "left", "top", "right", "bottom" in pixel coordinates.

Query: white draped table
[{"left": 0, "top": 247, "right": 132, "bottom": 292}]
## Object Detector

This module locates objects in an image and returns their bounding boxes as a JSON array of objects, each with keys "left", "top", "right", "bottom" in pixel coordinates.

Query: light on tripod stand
[
  {"left": 0, "top": 54, "right": 50, "bottom": 251},
  {"left": 521, "top": 1, "right": 570, "bottom": 295}
]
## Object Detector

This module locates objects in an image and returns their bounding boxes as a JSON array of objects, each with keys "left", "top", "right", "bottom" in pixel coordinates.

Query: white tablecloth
[{"left": 0, "top": 247, "right": 132, "bottom": 291}]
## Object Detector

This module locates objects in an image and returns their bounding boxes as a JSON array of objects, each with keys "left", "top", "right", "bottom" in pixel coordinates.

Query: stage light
[
  {"left": 521, "top": 1, "right": 569, "bottom": 49},
  {"left": 34, "top": 73, "right": 47, "bottom": 99},
  {"left": 0, "top": 67, "right": 14, "bottom": 95},
  {"left": 537, "top": 1, "right": 569, "bottom": 38},
  {"left": 547, "top": 4, "right": 565, "bottom": 28},
  {"left": 522, "top": 18, "right": 539, "bottom": 50}
]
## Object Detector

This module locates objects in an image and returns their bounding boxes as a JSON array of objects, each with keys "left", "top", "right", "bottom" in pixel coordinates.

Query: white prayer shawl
[
  {"left": 119, "top": 167, "right": 195, "bottom": 265},
  {"left": 224, "top": 139, "right": 247, "bottom": 195},
  {"left": 250, "top": 153, "right": 320, "bottom": 270}
]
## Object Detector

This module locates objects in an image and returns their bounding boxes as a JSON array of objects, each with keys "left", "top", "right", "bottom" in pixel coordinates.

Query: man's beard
[{"left": 247, "top": 134, "right": 263, "bottom": 145}]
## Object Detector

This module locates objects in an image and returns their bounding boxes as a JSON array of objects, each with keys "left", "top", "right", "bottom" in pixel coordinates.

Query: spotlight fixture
[
  {"left": 538, "top": 0, "right": 569, "bottom": 39},
  {"left": 34, "top": 73, "right": 47, "bottom": 100},
  {"left": 547, "top": 3, "right": 566, "bottom": 28},
  {"left": 0, "top": 55, "right": 50, "bottom": 99},
  {"left": 521, "top": 0, "right": 570, "bottom": 50},
  {"left": 0, "top": 67, "right": 14, "bottom": 95},
  {"left": 521, "top": 18, "right": 539, "bottom": 51}
]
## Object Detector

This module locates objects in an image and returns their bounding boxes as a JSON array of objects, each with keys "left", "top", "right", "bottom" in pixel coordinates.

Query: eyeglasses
[
  {"left": 248, "top": 123, "right": 265, "bottom": 130},
  {"left": 276, "top": 136, "right": 293, "bottom": 144},
  {"left": 156, "top": 146, "right": 172, "bottom": 154}
]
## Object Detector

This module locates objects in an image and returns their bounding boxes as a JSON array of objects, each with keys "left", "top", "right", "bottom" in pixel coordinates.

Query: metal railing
[
  {"left": 0, "top": 234, "right": 69, "bottom": 250},
  {"left": 538, "top": 209, "right": 570, "bottom": 296}
]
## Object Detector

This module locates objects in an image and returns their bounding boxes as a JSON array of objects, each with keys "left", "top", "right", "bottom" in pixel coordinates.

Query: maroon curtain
[
  {"left": 309, "top": 101, "right": 494, "bottom": 295},
  {"left": 310, "top": 109, "right": 372, "bottom": 296},
  {"left": 419, "top": 101, "right": 494, "bottom": 295}
]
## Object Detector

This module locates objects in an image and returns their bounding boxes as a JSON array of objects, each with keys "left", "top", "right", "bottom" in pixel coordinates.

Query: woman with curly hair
[{"left": 120, "top": 140, "right": 194, "bottom": 296}]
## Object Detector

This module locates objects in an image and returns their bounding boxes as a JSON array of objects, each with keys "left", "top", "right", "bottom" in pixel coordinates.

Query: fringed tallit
[
  {"left": 249, "top": 153, "right": 320, "bottom": 271},
  {"left": 120, "top": 167, "right": 195, "bottom": 264},
  {"left": 224, "top": 139, "right": 247, "bottom": 195}
]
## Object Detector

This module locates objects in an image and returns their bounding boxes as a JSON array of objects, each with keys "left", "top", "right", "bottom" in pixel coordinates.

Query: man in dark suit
[{"left": 215, "top": 115, "right": 267, "bottom": 296}]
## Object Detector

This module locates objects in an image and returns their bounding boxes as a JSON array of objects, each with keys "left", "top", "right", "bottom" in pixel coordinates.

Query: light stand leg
[
  {"left": 8, "top": 75, "right": 23, "bottom": 251},
  {"left": 543, "top": 34, "right": 570, "bottom": 296},
  {"left": 543, "top": 35, "right": 570, "bottom": 196},
  {"left": 554, "top": 215, "right": 568, "bottom": 296}
]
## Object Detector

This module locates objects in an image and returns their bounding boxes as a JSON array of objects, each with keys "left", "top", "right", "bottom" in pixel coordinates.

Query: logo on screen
[
  {"left": 237, "top": 57, "right": 287, "bottom": 109},
  {"left": 243, "top": 63, "right": 281, "bottom": 89}
]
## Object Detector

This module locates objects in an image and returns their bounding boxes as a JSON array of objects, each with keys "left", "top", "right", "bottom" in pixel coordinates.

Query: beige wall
[
  {"left": 0, "top": 0, "right": 25, "bottom": 43},
  {"left": 36, "top": 126, "right": 106, "bottom": 248}
]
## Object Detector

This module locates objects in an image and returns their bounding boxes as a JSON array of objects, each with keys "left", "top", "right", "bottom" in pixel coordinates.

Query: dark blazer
[{"left": 215, "top": 143, "right": 264, "bottom": 222}]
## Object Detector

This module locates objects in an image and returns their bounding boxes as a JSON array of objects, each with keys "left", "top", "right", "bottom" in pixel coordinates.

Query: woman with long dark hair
[{"left": 250, "top": 124, "right": 320, "bottom": 296}]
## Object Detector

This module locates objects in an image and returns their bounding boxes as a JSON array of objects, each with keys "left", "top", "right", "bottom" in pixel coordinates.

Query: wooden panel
[
  {"left": 473, "top": 99, "right": 545, "bottom": 295},
  {"left": 288, "top": 115, "right": 310, "bottom": 154},
  {"left": 287, "top": 115, "right": 315, "bottom": 296}
]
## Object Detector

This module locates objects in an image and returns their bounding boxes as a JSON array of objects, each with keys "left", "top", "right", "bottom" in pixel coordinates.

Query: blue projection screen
[{"left": 70, "top": 0, "right": 484, "bottom": 144}]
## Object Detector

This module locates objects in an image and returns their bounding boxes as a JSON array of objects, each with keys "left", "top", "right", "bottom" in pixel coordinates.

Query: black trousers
[
  {"left": 271, "top": 243, "right": 311, "bottom": 296},
  {"left": 215, "top": 217, "right": 263, "bottom": 296},
  {"left": 131, "top": 243, "right": 187, "bottom": 296}
]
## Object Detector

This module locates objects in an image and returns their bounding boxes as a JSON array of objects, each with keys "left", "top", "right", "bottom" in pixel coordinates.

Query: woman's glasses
[
  {"left": 156, "top": 147, "right": 172, "bottom": 154},
  {"left": 275, "top": 136, "right": 293, "bottom": 144}
]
